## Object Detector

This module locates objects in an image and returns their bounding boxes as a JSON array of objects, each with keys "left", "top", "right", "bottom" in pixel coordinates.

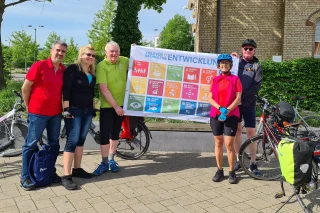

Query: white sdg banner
[{"left": 123, "top": 46, "right": 239, "bottom": 123}]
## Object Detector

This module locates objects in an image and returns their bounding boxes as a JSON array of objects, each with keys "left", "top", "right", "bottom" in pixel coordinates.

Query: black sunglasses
[
  {"left": 85, "top": 53, "right": 96, "bottom": 58},
  {"left": 243, "top": 47, "right": 254, "bottom": 51}
]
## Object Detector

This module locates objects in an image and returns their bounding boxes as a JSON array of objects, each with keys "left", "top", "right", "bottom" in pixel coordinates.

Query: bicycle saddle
[{"left": 292, "top": 96, "right": 306, "bottom": 101}]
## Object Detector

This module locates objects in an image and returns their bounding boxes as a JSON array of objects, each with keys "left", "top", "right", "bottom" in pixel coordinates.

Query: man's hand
[
  {"left": 114, "top": 106, "right": 124, "bottom": 116},
  {"left": 231, "top": 52, "right": 240, "bottom": 58}
]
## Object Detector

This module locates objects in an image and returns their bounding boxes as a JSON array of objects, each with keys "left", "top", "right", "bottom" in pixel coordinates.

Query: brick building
[{"left": 188, "top": 0, "right": 320, "bottom": 61}]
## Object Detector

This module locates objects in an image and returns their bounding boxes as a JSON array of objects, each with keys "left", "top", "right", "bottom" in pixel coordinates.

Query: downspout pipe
[{"left": 216, "top": 0, "right": 222, "bottom": 53}]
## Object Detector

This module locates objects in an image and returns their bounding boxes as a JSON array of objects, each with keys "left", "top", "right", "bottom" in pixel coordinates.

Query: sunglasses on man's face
[
  {"left": 85, "top": 53, "right": 96, "bottom": 58},
  {"left": 243, "top": 47, "right": 254, "bottom": 52}
]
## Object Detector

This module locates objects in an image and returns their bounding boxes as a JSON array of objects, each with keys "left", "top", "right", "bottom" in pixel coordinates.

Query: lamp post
[
  {"left": 5, "top": 39, "right": 12, "bottom": 76},
  {"left": 28, "top": 25, "right": 44, "bottom": 62}
]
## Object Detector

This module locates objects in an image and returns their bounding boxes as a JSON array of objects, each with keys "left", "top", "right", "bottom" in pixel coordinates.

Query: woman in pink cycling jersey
[{"left": 208, "top": 54, "right": 242, "bottom": 184}]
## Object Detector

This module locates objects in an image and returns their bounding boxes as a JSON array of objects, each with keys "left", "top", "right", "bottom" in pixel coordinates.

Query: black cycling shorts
[
  {"left": 99, "top": 107, "right": 124, "bottom": 145},
  {"left": 210, "top": 116, "right": 239, "bottom": 136},
  {"left": 238, "top": 105, "right": 256, "bottom": 128}
]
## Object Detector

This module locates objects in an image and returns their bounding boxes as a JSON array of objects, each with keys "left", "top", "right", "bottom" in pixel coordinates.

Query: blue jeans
[
  {"left": 21, "top": 113, "right": 61, "bottom": 181},
  {"left": 64, "top": 107, "right": 93, "bottom": 153}
]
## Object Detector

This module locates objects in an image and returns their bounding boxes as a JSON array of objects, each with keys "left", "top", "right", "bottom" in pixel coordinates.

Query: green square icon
[
  {"left": 127, "top": 95, "right": 145, "bottom": 111},
  {"left": 162, "top": 98, "right": 180, "bottom": 113},
  {"left": 167, "top": 65, "right": 183, "bottom": 81}
]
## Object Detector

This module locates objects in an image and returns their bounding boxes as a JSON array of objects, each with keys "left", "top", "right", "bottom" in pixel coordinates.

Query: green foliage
[
  {"left": 0, "top": 81, "right": 23, "bottom": 114},
  {"left": 111, "top": 0, "right": 166, "bottom": 57},
  {"left": 87, "top": 0, "right": 116, "bottom": 57},
  {"left": 140, "top": 39, "right": 154, "bottom": 47},
  {"left": 64, "top": 37, "right": 78, "bottom": 65},
  {"left": 10, "top": 30, "right": 35, "bottom": 69},
  {"left": 37, "top": 32, "right": 63, "bottom": 60},
  {"left": 2, "top": 44, "right": 12, "bottom": 79},
  {"left": 259, "top": 58, "right": 320, "bottom": 111},
  {"left": 158, "top": 14, "right": 193, "bottom": 51}
]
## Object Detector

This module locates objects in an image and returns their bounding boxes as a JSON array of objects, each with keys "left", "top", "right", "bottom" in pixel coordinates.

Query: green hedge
[
  {"left": 0, "top": 81, "right": 24, "bottom": 114},
  {"left": 259, "top": 58, "right": 320, "bottom": 112}
]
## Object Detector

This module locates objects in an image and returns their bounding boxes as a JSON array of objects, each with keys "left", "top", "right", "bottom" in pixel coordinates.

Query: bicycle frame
[{"left": 0, "top": 99, "right": 23, "bottom": 141}]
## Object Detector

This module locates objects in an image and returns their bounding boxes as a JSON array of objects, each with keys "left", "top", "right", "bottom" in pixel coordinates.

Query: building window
[{"left": 314, "top": 21, "right": 320, "bottom": 57}]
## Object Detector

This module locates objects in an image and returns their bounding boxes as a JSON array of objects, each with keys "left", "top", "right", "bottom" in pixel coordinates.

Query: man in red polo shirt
[{"left": 20, "top": 41, "right": 67, "bottom": 190}]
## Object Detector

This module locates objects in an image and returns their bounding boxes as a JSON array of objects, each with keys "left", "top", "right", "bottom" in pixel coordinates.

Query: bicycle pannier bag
[
  {"left": 28, "top": 144, "right": 55, "bottom": 187},
  {"left": 277, "top": 101, "right": 295, "bottom": 122},
  {"left": 278, "top": 137, "right": 314, "bottom": 185}
]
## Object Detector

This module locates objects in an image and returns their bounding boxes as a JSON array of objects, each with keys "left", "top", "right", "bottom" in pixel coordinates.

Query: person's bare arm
[
  {"left": 21, "top": 80, "right": 34, "bottom": 111},
  {"left": 99, "top": 83, "right": 124, "bottom": 116},
  {"left": 227, "top": 92, "right": 242, "bottom": 112},
  {"left": 63, "top": 101, "right": 69, "bottom": 108}
]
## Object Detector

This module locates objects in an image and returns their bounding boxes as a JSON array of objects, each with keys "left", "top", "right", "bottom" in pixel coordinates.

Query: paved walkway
[{"left": 0, "top": 152, "right": 319, "bottom": 213}]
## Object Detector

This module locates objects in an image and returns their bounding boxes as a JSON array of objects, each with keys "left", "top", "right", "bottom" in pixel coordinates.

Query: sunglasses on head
[
  {"left": 85, "top": 53, "right": 96, "bottom": 58},
  {"left": 243, "top": 47, "right": 254, "bottom": 51}
]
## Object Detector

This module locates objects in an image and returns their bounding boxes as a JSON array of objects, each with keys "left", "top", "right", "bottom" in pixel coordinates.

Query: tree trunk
[{"left": 0, "top": 2, "right": 6, "bottom": 89}]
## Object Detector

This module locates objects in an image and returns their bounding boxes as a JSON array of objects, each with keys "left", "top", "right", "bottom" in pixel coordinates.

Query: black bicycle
[{"left": 57, "top": 116, "right": 152, "bottom": 160}]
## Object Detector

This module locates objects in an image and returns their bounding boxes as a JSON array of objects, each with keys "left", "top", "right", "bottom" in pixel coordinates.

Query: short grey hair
[
  {"left": 51, "top": 40, "right": 68, "bottom": 49},
  {"left": 105, "top": 41, "right": 120, "bottom": 52}
]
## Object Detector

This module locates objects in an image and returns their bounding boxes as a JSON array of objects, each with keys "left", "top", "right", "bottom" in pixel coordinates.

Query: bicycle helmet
[
  {"left": 241, "top": 39, "right": 257, "bottom": 48},
  {"left": 217, "top": 54, "right": 233, "bottom": 64}
]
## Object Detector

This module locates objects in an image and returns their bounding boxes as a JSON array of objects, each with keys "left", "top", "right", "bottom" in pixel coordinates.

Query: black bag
[{"left": 277, "top": 101, "right": 295, "bottom": 122}]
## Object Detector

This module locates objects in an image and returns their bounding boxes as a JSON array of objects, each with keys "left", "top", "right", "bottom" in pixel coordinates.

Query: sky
[{"left": 2, "top": 0, "right": 193, "bottom": 47}]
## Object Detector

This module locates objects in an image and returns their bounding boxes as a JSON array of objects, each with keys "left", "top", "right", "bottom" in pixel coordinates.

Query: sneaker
[
  {"left": 93, "top": 162, "right": 109, "bottom": 176},
  {"left": 212, "top": 169, "right": 224, "bottom": 182},
  {"left": 249, "top": 162, "right": 262, "bottom": 176},
  {"left": 109, "top": 160, "right": 119, "bottom": 173},
  {"left": 72, "top": 168, "right": 93, "bottom": 179},
  {"left": 229, "top": 171, "right": 238, "bottom": 184},
  {"left": 234, "top": 161, "right": 242, "bottom": 172},
  {"left": 52, "top": 173, "right": 62, "bottom": 183},
  {"left": 62, "top": 175, "right": 77, "bottom": 190},
  {"left": 20, "top": 178, "right": 35, "bottom": 191}
]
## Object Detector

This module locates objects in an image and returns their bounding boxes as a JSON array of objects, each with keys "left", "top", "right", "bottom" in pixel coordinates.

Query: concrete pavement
[{"left": 0, "top": 152, "right": 319, "bottom": 213}]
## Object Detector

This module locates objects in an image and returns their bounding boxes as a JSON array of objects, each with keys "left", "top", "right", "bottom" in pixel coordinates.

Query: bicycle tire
[
  {"left": 0, "top": 120, "right": 13, "bottom": 153},
  {"left": 239, "top": 134, "right": 282, "bottom": 181},
  {"left": 1, "top": 120, "right": 28, "bottom": 157},
  {"left": 299, "top": 115, "right": 320, "bottom": 141},
  {"left": 116, "top": 122, "right": 150, "bottom": 160}
]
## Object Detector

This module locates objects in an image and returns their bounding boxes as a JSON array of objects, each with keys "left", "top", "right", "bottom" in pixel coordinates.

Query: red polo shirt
[{"left": 26, "top": 58, "right": 66, "bottom": 116}]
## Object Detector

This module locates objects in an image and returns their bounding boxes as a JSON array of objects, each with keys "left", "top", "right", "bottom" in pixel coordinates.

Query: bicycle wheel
[
  {"left": 0, "top": 120, "right": 13, "bottom": 153},
  {"left": 1, "top": 120, "right": 28, "bottom": 157},
  {"left": 239, "top": 134, "right": 282, "bottom": 180},
  {"left": 299, "top": 116, "right": 320, "bottom": 141},
  {"left": 116, "top": 122, "right": 150, "bottom": 160}
]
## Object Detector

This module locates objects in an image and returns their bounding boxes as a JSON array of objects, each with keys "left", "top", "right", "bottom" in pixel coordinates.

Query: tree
[
  {"left": 37, "top": 32, "right": 62, "bottom": 60},
  {"left": 140, "top": 38, "right": 154, "bottom": 47},
  {"left": 10, "top": 30, "right": 35, "bottom": 70},
  {"left": 64, "top": 37, "right": 78, "bottom": 65},
  {"left": 111, "top": 0, "right": 166, "bottom": 57},
  {"left": 158, "top": 14, "right": 193, "bottom": 51},
  {"left": 0, "top": 0, "right": 52, "bottom": 89},
  {"left": 87, "top": 0, "right": 116, "bottom": 57}
]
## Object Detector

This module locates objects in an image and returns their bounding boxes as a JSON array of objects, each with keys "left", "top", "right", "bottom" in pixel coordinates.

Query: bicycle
[
  {"left": 256, "top": 96, "right": 320, "bottom": 138},
  {"left": 239, "top": 96, "right": 320, "bottom": 181},
  {"left": 57, "top": 115, "right": 152, "bottom": 160},
  {"left": 0, "top": 91, "right": 28, "bottom": 157}
]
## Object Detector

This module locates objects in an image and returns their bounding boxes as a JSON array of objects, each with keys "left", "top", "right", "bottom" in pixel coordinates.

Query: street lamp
[
  {"left": 5, "top": 39, "right": 12, "bottom": 76},
  {"left": 28, "top": 25, "right": 44, "bottom": 62}
]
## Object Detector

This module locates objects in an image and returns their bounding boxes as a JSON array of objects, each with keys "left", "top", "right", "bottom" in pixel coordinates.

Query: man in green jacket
[{"left": 93, "top": 41, "right": 129, "bottom": 175}]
